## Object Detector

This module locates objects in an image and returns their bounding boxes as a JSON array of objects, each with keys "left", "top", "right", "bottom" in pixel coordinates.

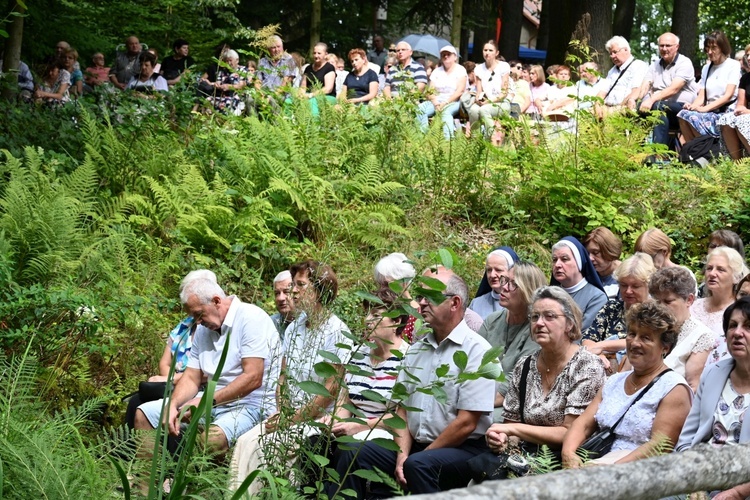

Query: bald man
[
  {"left": 109, "top": 36, "right": 144, "bottom": 90},
  {"left": 383, "top": 41, "right": 427, "bottom": 98}
]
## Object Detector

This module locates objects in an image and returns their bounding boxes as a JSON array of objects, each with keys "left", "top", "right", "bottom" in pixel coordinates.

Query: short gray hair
[
  {"left": 529, "top": 286, "right": 583, "bottom": 341},
  {"left": 445, "top": 274, "right": 469, "bottom": 312},
  {"left": 180, "top": 278, "right": 226, "bottom": 305},
  {"left": 374, "top": 252, "right": 416, "bottom": 285},
  {"left": 273, "top": 270, "right": 292, "bottom": 284},
  {"left": 605, "top": 36, "right": 630, "bottom": 52},
  {"left": 223, "top": 49, "right": 239, "bottom": 61},
  {"left": 180, "top": 269, "right": 217, "bottom": 292},
  {"left": 706, "top": 246, "right": 750, "bottom": 284}
]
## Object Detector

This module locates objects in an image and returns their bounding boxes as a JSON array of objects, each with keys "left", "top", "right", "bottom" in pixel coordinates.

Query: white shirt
[
  {"left": 429, "top": 64, "right": 467, "bottom": 104},
  {"left": 603, "top": 56, "right": 649, "bottom": 106},
  {"left": 476, "top": 61, "right": 511, "bottom": 101},
  {"left": 700, "top": 58, "right": 741, "bottom": 105}
]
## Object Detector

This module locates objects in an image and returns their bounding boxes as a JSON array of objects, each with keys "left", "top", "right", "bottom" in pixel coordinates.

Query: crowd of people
[
  {"left": 125, "top": 224, "right": 750, "bottom": 498},
  {"left": 5, "top": 29, "right": 750, "bottom": 156}
]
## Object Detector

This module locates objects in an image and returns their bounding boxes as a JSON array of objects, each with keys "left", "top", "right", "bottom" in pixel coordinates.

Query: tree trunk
[
  {"left": 536, "top": 0, "right": 551, "bottom": 51},
  {"left": 451, "top": 0, "right": 463, "bottom": 48},
  {"left": 583, "top": 0, "right": 612, "bottom": 69},
  {"left": 544, "top": 0, "right": 582, "bottom": 68},
  {"left": 402, "top": 444, "right": 750, "bottom": 500},
  {"left": 310, "top": 0, "right": 322, "bottom": 50},
  {"left": 612, "top": 0, "right": 636, "bottom": 39},
  {"left": 499, "top": 0, "right": 523, "bottom": 61},
  {"left": 2, "top": 2, "right": 26, "bottom": 102},
  {"left": 671, "top": 0, "right": 699, "bottom": 62}
]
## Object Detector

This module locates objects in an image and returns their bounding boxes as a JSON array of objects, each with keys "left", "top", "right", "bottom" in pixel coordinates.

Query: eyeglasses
[
  {"left": 415, "top": 293, "right": 456, "bottom": 303},
  {"left": 498, "top": 275, "right": 518, "bottom": 291},
  {"left": 529, "top": 311, "right": 563, "bottom": 323}
]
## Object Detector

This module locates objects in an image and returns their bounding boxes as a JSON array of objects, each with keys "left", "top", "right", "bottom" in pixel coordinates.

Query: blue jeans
[
  {"left": 417, "top": 100, "right": 461, "bottom": 138},
  {"left": 646, "top": 100, "right": 684, "bottom": 146}
]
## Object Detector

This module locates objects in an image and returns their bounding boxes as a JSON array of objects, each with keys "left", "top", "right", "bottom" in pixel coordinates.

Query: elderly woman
[
  {"left": 675, "top": 297, "right": 750, "bottom": 499},
  {"left": 583, "top": 227, "right": 623, "bottom": 299},
  {"left": 650, "top": 267, "right": 716, "bottom": 391},
  {"left": 301, "top": 42, "right": 336, "bottom": 99},
  {"left": 416, "top": 45, "right": 467, "bottom": 138},
  {"left": 692, "top": 247, "right": 750, "bottom": 364},
  {"left": 466, "top": 40, "right": 510, "bottom": 137},
  {"left": 340, "top": 49, "right": 379, "bottom": 105},
  {"left": 126, "top": 51, "right": 168, "bottom": 94},
  {"left": 582, "top": 253, "right": 655, "bottom": 374},
  {"left": 678, "top": 30, "right": 741, "bottom": 145},
  {"left": 486, "top": 286, "right": 606, "bottom": 456},
  {"left": 562, "top": 301, "right": 692, "bottom": 467},
  {"left": 373, "top": 252, "right": 418, "bottom": 341},
  {"left": 550, "top": 236, "right": 608, "bottom": 331},
  {"left": 478, "top": 261, "right": 547, "bottom": 421},
  {"left": 470, "top": 246, "right": 520, "bottom": 319},
  {"left": 205, "top": 49, "right": 247, "bottom": 114}
]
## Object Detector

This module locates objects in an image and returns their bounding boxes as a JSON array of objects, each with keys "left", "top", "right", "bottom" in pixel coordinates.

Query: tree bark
[
  {"left": 583, "top": 0, "right": 612, "bottom": 69},
  {"left": 310, "top": 0, "right": 322, "bottom": 50},
  {"left": 543, "top": 0, "right": 582, "bottom": 68},
  {"left": 2, "top": 2, "right": 26, "bottom": 101},
  {"left": 612, "top": 0, "right": 636, "bottom": 39},
  {"left": 402, "top": 444, "right": 750, "bottom": 499},
  {"left": 671, "top": 0, "right": 699, "bottom": 62},
  {"left": 498, "top": 0, "right": 523, "bottom": 61},
  {"left": 451, "top": 0, "right": 463, "bottom": 48},
  {"left": 536, "top": 0, "right": 551, "bottom": 51}
]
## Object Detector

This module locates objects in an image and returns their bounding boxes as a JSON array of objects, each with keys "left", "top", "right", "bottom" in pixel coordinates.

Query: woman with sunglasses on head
[
  {"left": 478, "top": 261, "right": 547, "bottom": 421},
  {"left": 466, "top": 40, "right": 511, "bottom": 138}
]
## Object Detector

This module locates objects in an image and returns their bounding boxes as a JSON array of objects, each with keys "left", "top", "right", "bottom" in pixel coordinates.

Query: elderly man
[
  {"left": 161, "top": 38, "right": 195, "bottom": 86},
  {"left": 270, "top": 270, "right": 294, "bottom": 338},
  {"left": 257, "top": 35, "right": 296, "bottom": 92},
  {"left": 636, "top": 33, "right": 698, "bottom": 148},
  {"left": 327, "top": 266, "right": 495, "bottom": 497},
  {"left": 368, "top": 35, "right": 388, "bottom": 73},
  {"left": 109, "top": 36, "right": 144, "bottom": 90},
  {"left": 382, "top": 41, "right": 428, "bottom": 98},
  {"left": 597, "top": 36, "right": 648, "bottom": 115},
  {"left": 133, "top": 276, "right": 280, "bottom": 454}
]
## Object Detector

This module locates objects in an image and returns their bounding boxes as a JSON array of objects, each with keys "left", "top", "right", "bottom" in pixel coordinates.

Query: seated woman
[
  {"left": 550, "top": 236, "right": 608, "bottom": 331},
  {"left": 737, "top": 274, "right": 750, "bottom": 300},
  {"left": 582, "top": 253, "right": 655, "bottom": 374},
  {"left": 416, "top": 45, "right": 467, "bottom": 138},
  {"left": 466, "top": 40, "right": 510, "bottom": 138},
  {"left": 508, "top": 61, "right": 531, "bottom": 118},
  {"left": 84, "top": 52, "right": 110, "bottom": 91},
  {"left": 340, "top": 49, "right": 379, "bottom": 105},
  {"left": 301, "top": 42, "right": 336, "bottom": 111},
  {"left": 373, "top": 252, "right": 417, "bottom": 341},
  {"left": 62, "top": 48, "right": 83, "bottom": 97},
  {"left": 34, "top": 60, "right": 71, "bottom": 106},
  {"left": 204, "top": 49, "right": 247, "bottom": 114},
  {"left": 634, "top": 228, "right": 697, "bottom": 290},
  {"left": 126, "top": 51, "right": 168, "bottom": 94},
  {"left": 541, "top": 65, "right": 576, "bottom": 120},
  {"left": 719, "top": 65, "right": 750, "bottom": 159},
  {"left": 692, "top": 246, "right": 749, "bottom": 364},
  {"left": 675, "top": 297, "right": 750, "bottom": 498},
  {"left": 678, "top": 30, "right": 741, "bottom": 145},
  {"left": 486, "top": 286, "right": 606, "bottom": 457},
  {"left": 583, "top": 227, "right": 623, "bottom": 299},
  {"left": 526, "top": 64, "right": 550, "bottom": 119},
  {"left": 649, "top": 267, "right": 716, "bottom": 391},
  {"left": 230, "top": 260, "right": 350, "bottom": 493},
  {"left": 470, "top": 246, "right": 519, "bottom": 320},
  {"left": 562, "top": 301, "right": 692, "bottom": 467},
  {"left": 321, "top": 287, "right": 409, "bottom": 494},
  {"left": 698, "top": 230, "right": 745, "bottom": 298},
  {"left": 477, "top": 261, "right": 547, "bottom": 421}
]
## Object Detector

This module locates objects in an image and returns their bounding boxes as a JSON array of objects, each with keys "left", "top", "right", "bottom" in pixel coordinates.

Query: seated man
[
  {"left": 270, "top": 270, "right": 294, "bottom": 338},
  {"left": 134, "top": 275, "right": 280, "bottom": 455},
  {"left": 327, "top": 266, "right": 494, "bottom": 498},
  {"left": 110, "top": 36, "right": 144, "bottom": 91},
  {"left": 597, "top": 36, "right": 648, "bottom": 116},
  {"left": 636, "top": 32, "right": 698, "bottom": 149},
  {"left": 382, "top": 42, "right": 427, "bottom": 99}
]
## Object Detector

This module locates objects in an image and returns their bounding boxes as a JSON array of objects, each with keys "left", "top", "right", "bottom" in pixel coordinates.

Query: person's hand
[
  {"left": 177, "top": 397, "right": 201, "bottom": 423},
  {"left": 713, "top": 489, "right": 744, "bottom": 500},
  {"left": 264, "top": 412, "right": 281, "bottom": 433},
  {"left": 735, "top": 106, "right": 749, "bottom": 116},
  {"left": 164, "top": 403, "right": 181, "bottom": 436},
  {"left": 683, "top": 102, "right": 695, "bottom": 111},
  {"left": 599, "top": 354, "right": 613, "bottom": 374},
  {"left": 626, "top": 98, "right": 637, "bottom": 109},
  {"left": 332, "top": 421, "right": 368, "bottom": 437},
  {"left": 639, "top": 99, "right": 653, "bottom": 113},
  {"left": 562, "top": 452, "right": 584, "bottom": 469},
  {"left": 148, "top": 375, "right": 168, "bottom": 382},
  {"left": 394, "top": 454, "right": 408, "bottom": 487},
  {"left": 486, "top": 424, "right": 512, "bottom": 452}
]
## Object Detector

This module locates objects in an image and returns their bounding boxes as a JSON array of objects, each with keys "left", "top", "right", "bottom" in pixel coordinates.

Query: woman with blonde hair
[{"left": 526, "top": 64, "right": 550, "bottom": 119}]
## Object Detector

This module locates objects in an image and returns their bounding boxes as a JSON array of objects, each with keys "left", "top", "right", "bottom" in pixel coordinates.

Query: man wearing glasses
[
  {"left": 636, "top": 32, "right": 698, "bottom": 149},
  {"left": 383, "top": 41, "right": 428, "bottom": 98},
  {"left": 329, "top": 266, "right": 495, "bottom": 496},
  {"left": 597, "top": 36, "right": 648, "bottom": 116}
]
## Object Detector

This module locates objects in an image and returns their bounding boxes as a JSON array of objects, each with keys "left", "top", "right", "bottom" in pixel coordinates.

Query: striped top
[{"left": 346, "top": 342, "right": 409, "bottom": 418}]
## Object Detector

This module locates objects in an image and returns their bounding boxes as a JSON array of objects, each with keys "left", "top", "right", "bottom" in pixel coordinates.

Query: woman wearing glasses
[
  {"left": 466, "top": 40, "right": 511, "bottom": 139},
  {"left": 486, "top": 286, "right": 606, "bottom": 457},
  {"left": 478, "top": 261, "right": 547, "bottom": 421}
]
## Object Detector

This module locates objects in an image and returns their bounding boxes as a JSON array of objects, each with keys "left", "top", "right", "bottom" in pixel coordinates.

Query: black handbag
[
  {"left": 467, "top": 356, "right": 533, "bottom": 483},
  {"left": 579, "top": 368, "right": 672, "bottom": 458}
]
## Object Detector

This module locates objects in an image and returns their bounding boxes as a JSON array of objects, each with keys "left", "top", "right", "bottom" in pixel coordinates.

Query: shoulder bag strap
[
  {"left": 518, "top": 356, "right": 533, "bottom": 424},
  {"left": 604, "top": 59, "right": 634, "bottom": 100},
  {"left": 703, "top": 63, "right": 714, "bottom": 106},
  {"left": 609, "top": 368, "right": 672, "bottom": 433}
]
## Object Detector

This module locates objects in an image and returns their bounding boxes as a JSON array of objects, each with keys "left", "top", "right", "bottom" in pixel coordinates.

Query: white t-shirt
[
  {"left": 603, "top": 57, "right": 649, "bottom": 106},
  {"left": 188, "top": 296, "right": 281, "bottom": 413},
  {"left": 700, "top": 58, "right": 741, "bottom": 105},
  {"left": 476, "top": 61, "right": 511, "bottom": 101},
  {"left": 429, "top": 64, "right": 467, "bottom": 104}
]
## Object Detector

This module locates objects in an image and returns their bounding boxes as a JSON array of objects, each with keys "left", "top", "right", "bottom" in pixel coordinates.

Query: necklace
[{"left": 627, "top": 375, "right": 646, "bottom": 392}]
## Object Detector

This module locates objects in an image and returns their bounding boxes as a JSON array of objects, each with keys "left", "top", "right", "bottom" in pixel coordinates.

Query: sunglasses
[{"left": 488, "top": 70, "right": 495, "bottom": 82}]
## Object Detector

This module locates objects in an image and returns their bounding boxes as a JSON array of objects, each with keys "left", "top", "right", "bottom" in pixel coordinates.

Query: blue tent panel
[{"left": 519, "top": 46, "right": 547, "bottom": 60}]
